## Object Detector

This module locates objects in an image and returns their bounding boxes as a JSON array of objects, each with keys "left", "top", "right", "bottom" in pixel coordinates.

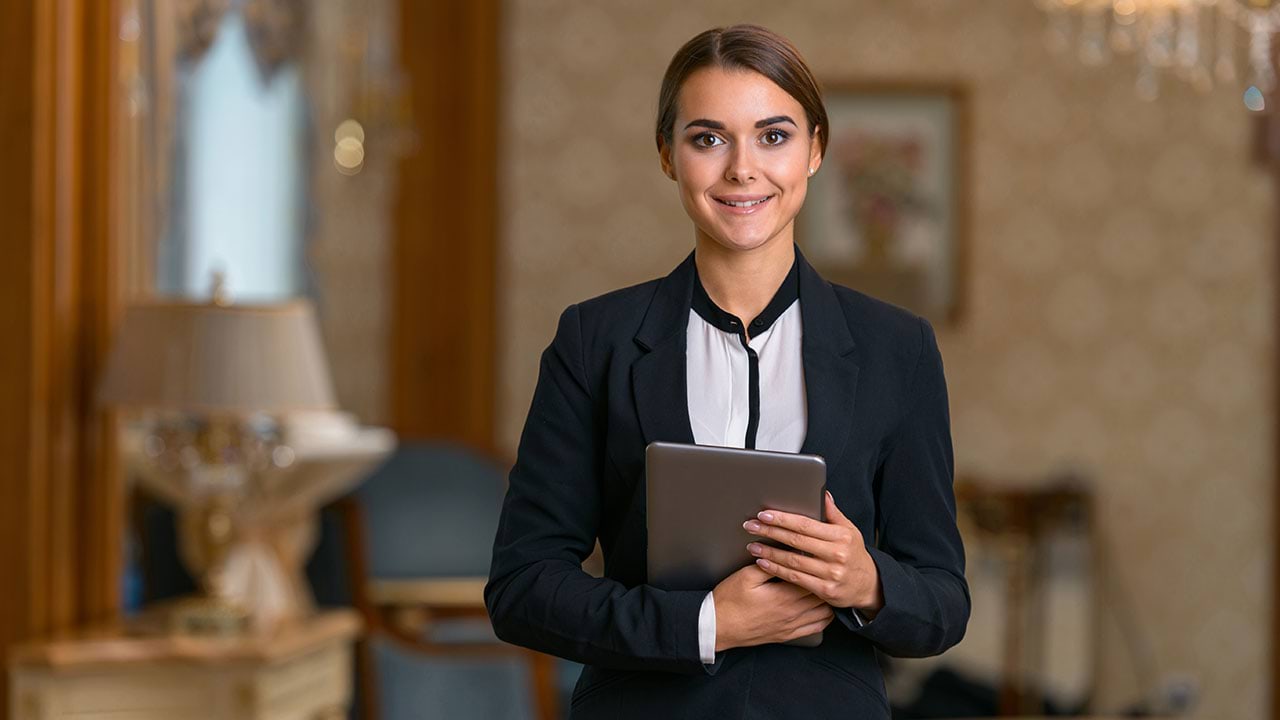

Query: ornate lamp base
[
  {"left": 124, "top": 415, "right": 395, "bottom": 635},
  {"left": 169, "top": 596, "right": 252, "bottom": 637}
]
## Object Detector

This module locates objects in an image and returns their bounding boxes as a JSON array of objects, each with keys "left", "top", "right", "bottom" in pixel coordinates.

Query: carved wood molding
[
  {"left": 391, "top": 0, "right": 499, "bottom": 450},
  {"left": 0, "top": 2, "right": 126, "bottom": 717}
]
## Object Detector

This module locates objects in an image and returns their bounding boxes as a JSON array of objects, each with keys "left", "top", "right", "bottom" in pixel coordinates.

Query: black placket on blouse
[{"left": 691, "top": 256, "right": 800, "bottom": 450}]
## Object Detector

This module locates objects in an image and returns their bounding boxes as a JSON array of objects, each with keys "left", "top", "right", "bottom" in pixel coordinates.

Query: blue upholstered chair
[{"left": 344, "top": 441, "right": 573, "bottom": 720}]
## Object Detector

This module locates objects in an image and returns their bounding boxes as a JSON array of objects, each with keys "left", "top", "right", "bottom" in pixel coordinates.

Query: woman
[{"left": 486, "top": 24, "right": 969, "bottom": 719}]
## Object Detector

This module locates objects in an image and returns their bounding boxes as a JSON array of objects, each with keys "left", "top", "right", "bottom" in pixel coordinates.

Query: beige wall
[{"left": 498, "top": 1, "right": 1274, "bottom": 716}]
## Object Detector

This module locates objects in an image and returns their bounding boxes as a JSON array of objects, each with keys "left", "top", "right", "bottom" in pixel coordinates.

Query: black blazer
[{"left": 486, "top": 246, "right": 970, "bottom": 719}]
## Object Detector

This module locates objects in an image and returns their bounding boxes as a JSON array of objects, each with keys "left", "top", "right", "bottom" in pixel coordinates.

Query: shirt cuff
[
  {"left": 849, "top": 606, "right": 868, "bottom": 627},
  {"left": 697, "top": 591, "right": 717, "bottom": 664}
]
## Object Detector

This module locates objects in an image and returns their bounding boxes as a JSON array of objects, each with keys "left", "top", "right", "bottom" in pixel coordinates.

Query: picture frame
[{"left": 797, "top": 81, "right": 969, "bottom": 325}]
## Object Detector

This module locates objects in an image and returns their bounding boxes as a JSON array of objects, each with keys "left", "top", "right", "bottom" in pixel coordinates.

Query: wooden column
[
  {"left": 391, "top": 0, "right": 500, "bottom": 452},
  {"left": 0, "top": 1, "right": 124, "bottom": 716},
  {"left": 1257, "top": 107, "right": 1280, "bottom": 720}
]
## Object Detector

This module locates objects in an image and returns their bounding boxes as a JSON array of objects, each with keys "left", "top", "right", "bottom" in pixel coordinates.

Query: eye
[
  {"left": 692, "top": 133, "right": 725, "bottom": 148},
  {"left": 761, "top": 129, "right": 790, "bottom": 146}
]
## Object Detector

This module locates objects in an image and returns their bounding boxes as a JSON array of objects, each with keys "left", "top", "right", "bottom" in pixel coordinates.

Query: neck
[{"left": 693, "top": 231, "right": 796, "bottom": 327}]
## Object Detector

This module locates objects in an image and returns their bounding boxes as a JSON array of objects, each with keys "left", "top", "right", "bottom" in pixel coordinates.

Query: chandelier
[{"left": 1035, "top": 0, "right": 1280, "bottom": 110}]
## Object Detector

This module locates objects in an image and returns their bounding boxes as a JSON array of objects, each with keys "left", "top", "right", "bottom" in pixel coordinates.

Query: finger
[
  {"left": 744, "top": 519, "right": 831, "bottom": 556},
  {"left": 799, "top": 603, "right": 835, "bottom": 625},
  {"left": 748, "top": 542, "right": 836, "bottom": 580},
  {"left": 824, "top": 490, "right": 857, "bottom": 529},
  {"left": 767, "top": 581, "right": 817, "bottom": 605},
  {"left": 795, "top": 599, "right": 832, "bottom": 621},
  {"left": 754, "top": 556, "right": 829, "bottom": 599},
  {"left": 790, "top": 615, "right": 834, "bottom": 640},
  {"left": 793, "top": 589, "right": 824, "bottom": 609},
  {"left": 752, "top": 509, "right": 845, "bottom": 543}
]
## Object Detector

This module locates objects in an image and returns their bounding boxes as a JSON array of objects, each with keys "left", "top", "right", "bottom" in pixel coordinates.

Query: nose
[{"left": 725, "top": 143, "right": 757, "bottom": 184}]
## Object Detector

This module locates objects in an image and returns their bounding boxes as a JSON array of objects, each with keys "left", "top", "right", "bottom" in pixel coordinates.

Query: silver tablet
[{"left": 645, "top": 440, "right": 828, "bottom": 647}]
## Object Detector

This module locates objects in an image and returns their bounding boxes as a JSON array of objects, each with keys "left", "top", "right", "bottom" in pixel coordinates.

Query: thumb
[
  {"left": 825, "top": 490, "right": 855, "bottom": 528},
  {"left": 740, "top": 561, "right": 772, "bottom": 586}
]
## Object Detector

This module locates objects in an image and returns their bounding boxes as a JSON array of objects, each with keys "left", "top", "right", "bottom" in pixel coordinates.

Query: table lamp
[{"left": 99, "top": 290, "right": 392, "bottom": 635}]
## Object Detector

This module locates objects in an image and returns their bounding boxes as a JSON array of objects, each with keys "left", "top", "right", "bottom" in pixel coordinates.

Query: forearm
[
  {"left": 482, "top": 303, "right": 715, "bottom": 673},
  {"left": 837, "top": 547, "right": 970, "bottom": 657},
  {"left": 486, "top": 556, "right": 711, "bottom": 673}
]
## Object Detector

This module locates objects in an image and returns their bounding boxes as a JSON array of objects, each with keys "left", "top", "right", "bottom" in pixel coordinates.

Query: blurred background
[{"left": 0, "top": 0, "right": 1275, "bottom": 718}]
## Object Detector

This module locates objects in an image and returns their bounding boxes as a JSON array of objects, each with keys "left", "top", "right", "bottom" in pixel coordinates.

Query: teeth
[{"left": 719, "top": 196, "right": 771, "bottom": 208}]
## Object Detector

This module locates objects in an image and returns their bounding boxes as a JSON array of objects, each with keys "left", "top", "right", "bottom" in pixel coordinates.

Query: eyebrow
[{"left": 683, "top": 115, "right": 799, "bottom": 131}]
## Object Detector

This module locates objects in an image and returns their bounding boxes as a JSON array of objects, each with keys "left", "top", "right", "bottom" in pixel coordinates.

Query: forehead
[{"left": 675, "top": 66, "right": 803, "bottom": 125}]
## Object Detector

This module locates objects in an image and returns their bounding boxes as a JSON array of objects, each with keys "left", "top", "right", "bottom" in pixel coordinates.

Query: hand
[
  {"left": 744, "top": 491, "right": 884, "bottom": 617},
  {"left": 711, "top": 563, "right": 834, "bottom": 653}
]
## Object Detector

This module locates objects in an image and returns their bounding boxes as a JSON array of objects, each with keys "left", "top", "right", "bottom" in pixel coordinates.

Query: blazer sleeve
[
  {"left": 485, "top": 304, "right": 714, "bottom": 675},
  {"left": 835, "top": 316, "right": 971, "bottom": 657}
]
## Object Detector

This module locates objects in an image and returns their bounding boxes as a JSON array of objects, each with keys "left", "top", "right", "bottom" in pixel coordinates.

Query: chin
[
  {"left": 725, "top": 235, "right": 773, "bottom": 251},
  {"left": 701, "top": 230, "right": 782, "bottom": 254},
  {"left": 691, "top": 202, "right": 799, "bottom": 254}
]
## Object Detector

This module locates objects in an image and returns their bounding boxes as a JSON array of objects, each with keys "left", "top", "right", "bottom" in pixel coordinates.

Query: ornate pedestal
[{"left": 9, "top": 609, "right": 361, "bottom": 720}]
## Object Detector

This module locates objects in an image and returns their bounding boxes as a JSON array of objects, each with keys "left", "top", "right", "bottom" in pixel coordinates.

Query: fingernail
[
  {"left": 757, "top": 511, "right": 775, "bottom": 523},
  {"left": 743, "top": 520, "right": 761, "bottom": 532},
  {"left": 747, "top": 543, "right": 762, "bottom": 555},
  {"left": 826, "top": 490, "right": 833, "bottom": 501},
  {"left": 756, "top": 558, "right": 771, "bottom": 570}
]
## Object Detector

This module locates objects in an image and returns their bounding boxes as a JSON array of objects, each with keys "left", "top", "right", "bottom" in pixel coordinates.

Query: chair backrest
[{"left": 355, "top": 441, "right": 508, "bottom": 579}]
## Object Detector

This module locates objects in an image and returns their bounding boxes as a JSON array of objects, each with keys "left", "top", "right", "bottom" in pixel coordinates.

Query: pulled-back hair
[{"left": 656, "top": 24, "right": 828, "bottom": 159}]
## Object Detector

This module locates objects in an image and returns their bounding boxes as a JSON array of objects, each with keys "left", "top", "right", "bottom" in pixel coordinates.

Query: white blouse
[
  {"left": 685, "top": 257, "right": 808, "bottom": 664},
  {"left": 686, "top": 300, "right": 807, "bottom": 453}
]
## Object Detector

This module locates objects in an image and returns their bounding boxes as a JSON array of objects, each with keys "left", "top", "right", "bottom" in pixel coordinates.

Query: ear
[
  {"left": 807, "top": 125, "right": 823, "bottom": 177},
  {"left": 657, "top": 135, "right": 676, "bottom": 181}
]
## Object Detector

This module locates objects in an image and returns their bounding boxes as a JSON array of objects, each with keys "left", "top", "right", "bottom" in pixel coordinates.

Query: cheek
[
  {"left": 772, "top": 173, "right": 811, "bottom": 211},
  {"left": 766, "top": 149, "right": 810, "bottom": 183},
  {"left": 674, "top": 149, "right": 718, "bottom": 184},
  {"left": 787, "top": 182, "right": 809, "bottom": 210},
  {"left": 752, "top": 147, "right": 803, "bottom": 181}
]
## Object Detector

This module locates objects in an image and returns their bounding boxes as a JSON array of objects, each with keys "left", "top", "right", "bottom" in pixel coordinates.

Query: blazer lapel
[
  {"left": 796, "top": 247, "right": 860, "bottom": 469},
  {"left": 631, "top": 245, "right": 860, "bottom": 467},
  {"left": 632, "top": 250, "right": 697, "bottom": 446}
]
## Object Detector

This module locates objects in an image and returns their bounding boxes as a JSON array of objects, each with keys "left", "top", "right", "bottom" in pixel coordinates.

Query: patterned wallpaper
[
  {"left": 497, "top": 0, "right": 1273, "bottom": 716},
  {"left": 305, "top": 3, "right": 400, "bottom": 426}
]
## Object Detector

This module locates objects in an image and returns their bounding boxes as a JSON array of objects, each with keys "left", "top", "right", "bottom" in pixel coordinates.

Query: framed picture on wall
[{"left": 797, "top": 82, "right": 968, "bottom": 325}]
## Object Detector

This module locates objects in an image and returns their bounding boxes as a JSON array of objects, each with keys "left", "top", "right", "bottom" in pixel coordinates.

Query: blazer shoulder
[
  {"left": 570, "top": 277, "right": 664, "bottom": 334},
  {"left": 828, "top": 283, "right": 944, "bottom": 412},
  {"left": 830, "top": 283, "right": 933, "bottom": 349}
]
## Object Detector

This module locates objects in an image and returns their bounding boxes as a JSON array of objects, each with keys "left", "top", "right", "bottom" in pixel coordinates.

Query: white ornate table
[{"left": 9, "top": 609, "right": 360, "bottom": 720}]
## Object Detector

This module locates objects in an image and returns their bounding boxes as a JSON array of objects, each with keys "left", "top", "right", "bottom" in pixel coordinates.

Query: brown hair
[{"left": 655, "top": 24, "right": 828, "bottom": 159}]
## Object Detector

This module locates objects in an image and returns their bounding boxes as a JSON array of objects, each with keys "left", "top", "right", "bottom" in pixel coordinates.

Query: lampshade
[{"left": 98, "top": 299, "right": 336, "bottom": 413}]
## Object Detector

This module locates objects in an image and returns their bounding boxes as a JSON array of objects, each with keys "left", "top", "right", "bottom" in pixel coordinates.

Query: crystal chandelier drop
[{"left": 1035, "top": 0, "right": 1280, "bottom": 110}]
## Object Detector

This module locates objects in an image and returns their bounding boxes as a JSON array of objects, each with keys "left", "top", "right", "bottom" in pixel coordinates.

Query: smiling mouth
[{"left": 715, "top": 195, "right": 774, "bottom": 208}]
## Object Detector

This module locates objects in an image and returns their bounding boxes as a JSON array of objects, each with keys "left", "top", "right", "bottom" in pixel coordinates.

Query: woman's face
[{"left": 659, "top": 66, "right": 822, "bottom": 255}]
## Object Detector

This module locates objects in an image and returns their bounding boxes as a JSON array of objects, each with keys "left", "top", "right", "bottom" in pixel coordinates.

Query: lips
[{"left": 713, "top": 194, "right": 775, "bottom": 214}]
